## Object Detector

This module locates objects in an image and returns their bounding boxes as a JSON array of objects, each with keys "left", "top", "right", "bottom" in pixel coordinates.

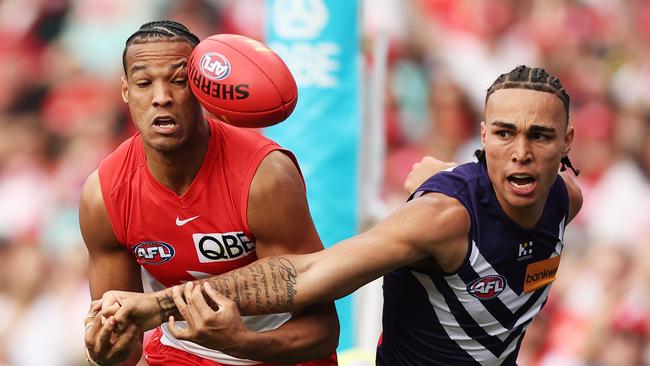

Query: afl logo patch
[
  {"left": 467, "top": 275, "right": 507, "bottom": 300},
  {"left": 199, "top": 52, "right": 231, "bottom": 80},
  {"left": 132, "top": 241, "right": 175, "bottom": 265}
]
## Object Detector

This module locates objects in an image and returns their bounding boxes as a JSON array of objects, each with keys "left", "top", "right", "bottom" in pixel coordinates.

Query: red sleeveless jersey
[
  {"left": 97, "top": 118, "right": 336, "bottom": 365},
  {"left": 98, "top": 118, "right": 291, "bottom": 287}
]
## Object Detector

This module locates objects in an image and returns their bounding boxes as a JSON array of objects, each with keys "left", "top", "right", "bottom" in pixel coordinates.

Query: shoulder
[
  {"left": 213, "top": 120, "right": 288, "bottom": 179},
  {"left": 79, "top": 170, "right": 120, "bottom": 250},
  {"left": 417, "top": 162, "right": 482, "bottom": 188},
  {"left": 98, "top": 135, "right": 140, "bottom": 188},
  {"left": 413, "top": 162, "right": 483, "bottom": 204},
  {"left": 406, "top": 193, "right": 471, "bottom": 240},
  {"left": 80, "top": 170, "right": 103, "bottom": 213},
  {"left": 559, "top": 171, "right": 583, "bottom": 223},
  {"left": 249, "top": 150, "right": 304, "bottom": 203},
  {"left": 247, "top": 151, "right": 322, "bottom": 255}
]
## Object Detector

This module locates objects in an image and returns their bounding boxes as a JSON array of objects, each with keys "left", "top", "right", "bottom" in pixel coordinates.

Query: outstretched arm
[
  {"left": 107, "top": 192, "right": 469, "bottom": 328},
  {"left": 200, "top": 192, "right": 469, "bottom": 314}
]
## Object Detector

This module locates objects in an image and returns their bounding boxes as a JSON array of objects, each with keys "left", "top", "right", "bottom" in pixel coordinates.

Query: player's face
[
  {"left": 122, "top": 41, "right": 204, "bottom": 152},
  {"left": 481, "top": 88, "right": 573, "bottom": 217}
]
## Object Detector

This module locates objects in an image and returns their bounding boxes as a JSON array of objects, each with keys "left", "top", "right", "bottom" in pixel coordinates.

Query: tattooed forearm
[
  {"left": 278, "top": 257, "right": 298, "bottom": 306},
  {"left": 206, "top": 256, "right": 301, "bottom": 315},
  {"left": 258, "top": 263, "right": 272, "bottom": 309},
  {"left": 156, "top": 295, "right": 176, "bottom": 323},
  {"left": 250, "top": 263, "right": 263, "bottom": 313}
]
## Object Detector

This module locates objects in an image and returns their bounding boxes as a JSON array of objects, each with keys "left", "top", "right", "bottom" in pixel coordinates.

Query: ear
[
  {"left": 562, "top": 125, "right": 574, "bottom": 157},
  {"left": 121, "top": 76, "right": 129, "bottom": 104},
  {"left": 480, "top": 121, "right": 487, "bottom": 148}
]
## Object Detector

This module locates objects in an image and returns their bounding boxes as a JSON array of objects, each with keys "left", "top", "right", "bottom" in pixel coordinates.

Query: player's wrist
[{"left": 152, "top": 289, "right": 180, "bottom": 328}]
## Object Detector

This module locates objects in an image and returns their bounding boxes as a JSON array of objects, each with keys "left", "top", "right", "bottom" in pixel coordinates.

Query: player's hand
[
  {"left": 100, "top": 290, "right": 164, "bottom": 332},
  {"left": 168, "top": 281, "right": 252, "bottom": 357},
  {"left": 404, "top": 156, "right": 457, "bottom": 194},
  {"left": 84, "top": 300, "right": 142, "bottom": 365}
]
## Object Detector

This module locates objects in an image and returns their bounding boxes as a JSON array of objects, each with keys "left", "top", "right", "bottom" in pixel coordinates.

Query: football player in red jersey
[{"left": 80, "top": 20, "right": 338, "bottom": 366}]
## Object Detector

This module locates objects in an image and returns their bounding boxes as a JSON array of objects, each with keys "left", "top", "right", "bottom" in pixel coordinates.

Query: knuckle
[
  {"left": 206, "top": 314, "right": 219, "bottom": 324},
  {"left": 84, "top": 334, "right": 94, "bottom": 346}
]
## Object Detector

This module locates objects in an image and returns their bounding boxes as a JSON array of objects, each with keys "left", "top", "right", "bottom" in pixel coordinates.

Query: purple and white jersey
[{"left": 377, "top": 162, "right": 569, "bottom": 366}]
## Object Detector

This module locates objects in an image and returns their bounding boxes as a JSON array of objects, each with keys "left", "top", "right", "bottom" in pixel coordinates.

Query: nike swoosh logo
[{"left": 176, "top": 215, "right": 200, "bottom": 226}]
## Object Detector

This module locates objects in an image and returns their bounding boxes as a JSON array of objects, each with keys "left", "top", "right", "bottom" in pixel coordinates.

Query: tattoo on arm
[
  {"left": 207, "top": 256, "right": 300, "bottom": 314},
  {"left": 156, "top": 295, "right": 176, "bottom": 323},
  {"left": 278, "top": 257, "right": 297, "bottom": 306}
]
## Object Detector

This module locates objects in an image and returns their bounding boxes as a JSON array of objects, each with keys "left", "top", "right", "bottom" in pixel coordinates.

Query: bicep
[
  {"left": 298, "top": 194, "right": 470, "bottom": 303},
  {"left": 80, "top": 171, "right": 142, "bottom": 299},
  {"left": 247, "top": 151, "right": 323, "bottom": 257}
]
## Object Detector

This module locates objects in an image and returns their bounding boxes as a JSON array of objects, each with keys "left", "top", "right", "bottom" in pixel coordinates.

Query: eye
[
  {"left": 136, "top": 80, "right": 151, "bottom": 88},
  {"left": 172, "top": 79, "right": 187, "bottom": 85},
  {"left": 530, "top": 132, "right": 549, "bottom": 141},
  {"left": 496, "top": 130, "right": 512, "bottom": 138}
]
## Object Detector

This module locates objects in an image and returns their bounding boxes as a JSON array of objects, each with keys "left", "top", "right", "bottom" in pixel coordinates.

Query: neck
[
  {"left": 144, "top": 119, "right": 210, "bottom": 196},
  {"left": 493, "top": 189, "right": 546, "bottom": 230}
]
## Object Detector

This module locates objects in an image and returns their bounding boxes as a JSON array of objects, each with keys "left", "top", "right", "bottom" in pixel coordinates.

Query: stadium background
[{"left": 0, "top": 0, "right": 649, "bottom": 365}]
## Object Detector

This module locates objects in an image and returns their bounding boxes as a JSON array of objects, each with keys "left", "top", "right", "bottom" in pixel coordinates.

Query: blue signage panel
[{"left": 265, "top": 0, "right": 361, "bottom": 351}]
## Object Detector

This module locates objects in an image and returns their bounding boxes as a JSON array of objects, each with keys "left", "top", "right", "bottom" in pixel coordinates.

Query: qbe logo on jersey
[
  {"left": 192, "top": 232, "right": 256, "bottom": 263},
  {"left": 132, "top": 241, "right": 175, "bottom": 265},
  {"left": 467, "top": 275, "right": 507, "bottom": 300},
  {"left": 199, "top": 52, "right": 231, "bottom": 80}
]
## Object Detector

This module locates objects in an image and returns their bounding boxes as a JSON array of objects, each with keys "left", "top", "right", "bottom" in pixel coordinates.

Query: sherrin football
[{"left": 188, "top": 34, "right": 297, "bottom": 128}]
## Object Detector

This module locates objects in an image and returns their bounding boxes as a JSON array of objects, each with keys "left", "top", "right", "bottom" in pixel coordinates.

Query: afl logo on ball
[
  {"left": 199, "top": 52, "right": 231, "bottom": 80},
  {"left": 467, "top": 275, "right": 507, "bottom": 300},
  {"left": 132, "top": 241, "right": 175, "bottom": 265}
]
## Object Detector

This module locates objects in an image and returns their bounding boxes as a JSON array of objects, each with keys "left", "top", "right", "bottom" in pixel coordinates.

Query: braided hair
[
  {"left": 122, "top": 20, "right": 200, "bottom": 74},
  {"left": 476, "top": 65, "right": 579, "bottom": 176}
]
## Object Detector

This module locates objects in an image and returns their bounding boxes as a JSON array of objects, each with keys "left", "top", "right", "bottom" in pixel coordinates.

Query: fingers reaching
[
  {"left": 189, "top": 281, "right": 217, "bottom": 318},
  {"left": 172, "top": 284, "right": 191, "bottom": 325},
  {"left": 168, "top": 315, "right": 190, "bottom": 340}
]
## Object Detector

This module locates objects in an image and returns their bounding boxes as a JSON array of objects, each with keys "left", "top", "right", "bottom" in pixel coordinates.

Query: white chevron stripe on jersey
[
  {"left": 431, "top": 242, "right": 555, "bottom": 341},
  {"left": 513, "top": 284, "right": 552, "bottom": 328},
  {"left": 468, "top": 241, "right": 558, "bottom": 312},
  {"left": 413, "top": 272, "right": 524, "bottom": 365},
  {"left": 443, "top": 272, "right": 509, "bottom": 341},
  {"left": 558, "top": 216, "right": 566, "bottom": 241}
]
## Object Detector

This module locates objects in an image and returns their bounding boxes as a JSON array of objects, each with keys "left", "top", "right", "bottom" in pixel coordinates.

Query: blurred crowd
[{"left": 0, "top": 0, "right": 648, "bottom": 365}]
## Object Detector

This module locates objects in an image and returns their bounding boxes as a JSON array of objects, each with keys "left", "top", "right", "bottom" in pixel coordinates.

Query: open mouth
[
  {"left": 507, "top": 174, "right": 536, "bottom": 193},
  {"left": 153, "top": 116, "right": 177, "bottom": 129}
]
